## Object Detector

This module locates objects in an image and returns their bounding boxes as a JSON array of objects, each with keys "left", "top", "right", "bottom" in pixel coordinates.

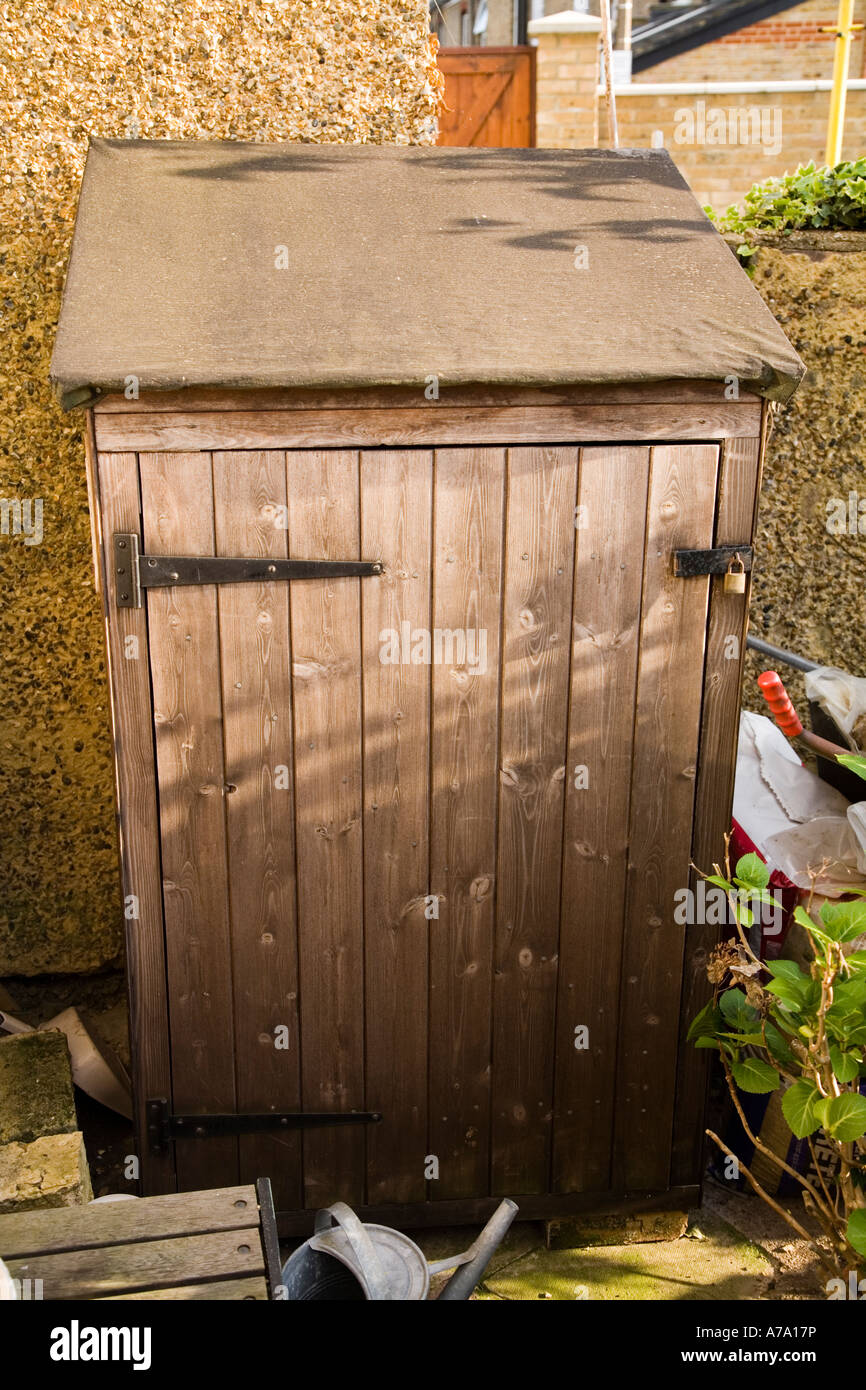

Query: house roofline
[{"left": 632, "top": 0, "right": 811, "bottom": 72}]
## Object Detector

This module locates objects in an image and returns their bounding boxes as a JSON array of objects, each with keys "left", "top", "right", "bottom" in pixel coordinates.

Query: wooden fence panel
[{"left": 437, "top": 47, "right": 535, "bottom": 147}]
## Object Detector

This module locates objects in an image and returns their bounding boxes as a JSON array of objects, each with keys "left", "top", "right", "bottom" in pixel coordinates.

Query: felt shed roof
[{"left": 51, "top": 139, "right": 804, "bottom": 408}]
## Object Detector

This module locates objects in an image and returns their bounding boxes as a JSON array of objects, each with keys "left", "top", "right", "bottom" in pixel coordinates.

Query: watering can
[{"left": 280, "top": 1197, "right": 518, "bottom": 1301}]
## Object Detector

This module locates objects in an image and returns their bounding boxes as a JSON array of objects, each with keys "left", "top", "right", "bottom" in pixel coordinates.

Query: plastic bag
[{"left": 804, "top": 665, "right": 866, "bottom": 745}]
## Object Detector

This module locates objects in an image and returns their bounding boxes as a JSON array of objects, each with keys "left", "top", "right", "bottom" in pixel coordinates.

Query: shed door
[{"left": 102, "top": 443, "right": 724, "bottom": 1212}]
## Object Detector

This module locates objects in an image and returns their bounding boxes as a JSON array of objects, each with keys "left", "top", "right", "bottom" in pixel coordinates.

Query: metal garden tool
[{"left": 758, "top": 670, "right": 850, "bottom": 762}]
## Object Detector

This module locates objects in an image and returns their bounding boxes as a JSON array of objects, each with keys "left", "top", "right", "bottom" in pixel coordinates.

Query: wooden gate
[
  {"left": 436, "top": 47, "right": 535, "bottom": 146},
  {"left": 97, "top": 438, "right": 731, "bottom": 1223}
]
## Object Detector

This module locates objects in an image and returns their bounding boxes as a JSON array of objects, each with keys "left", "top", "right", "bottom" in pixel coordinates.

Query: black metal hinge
[
  {"left": 673, "top": 544, "right": 753, "bottom": 578},
  {"left": 146, "top": 1098, "right": 383, "bottom": 1155},
  {"left": 114, "top": 533, "right": 382, "bottom": 608}
]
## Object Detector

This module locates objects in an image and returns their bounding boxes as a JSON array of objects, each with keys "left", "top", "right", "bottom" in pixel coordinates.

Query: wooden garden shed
[{"left": 52, "top": 140, "right": 803, "bottom": 1233}]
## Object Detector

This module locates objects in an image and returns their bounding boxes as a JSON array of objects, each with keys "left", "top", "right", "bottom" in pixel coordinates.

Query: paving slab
[
  {"left": 0, "top": 1030, "right": 77, "bottom": 1145},
  {"left": 478, "top": 1213, "right": 773, "bottom": 1301},
  {"left": 415, "top": 1220, "right": 543, "bottom": 1273},
  {"left": 546, "top": 1206, "right": 688, "bottom": 1248},
  {"left": 415, "top": 1220, "right": 545, "bottom": 1297},
  {"left": 0, "top": 1131, "right": 93, "bottom": 1212}
]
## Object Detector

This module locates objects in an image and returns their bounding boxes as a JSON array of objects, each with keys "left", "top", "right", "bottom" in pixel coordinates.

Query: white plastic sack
[
  {"left": 846, "top": 801, "right": 866, "bottom": 873},
  {"left": 803, "top": 665, "right": 866, "bottom": 743},
  {"left": 765, "top": 817, "right": 866, "bottom": 896},
  {"left": 734, "top": 710, "right": 866, "bottom": 896},
  {"left": 734, "top": 710, "right": 850, "bottom": 856}
]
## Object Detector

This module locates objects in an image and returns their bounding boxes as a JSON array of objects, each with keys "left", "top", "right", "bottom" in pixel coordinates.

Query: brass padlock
[{"left": 724, "top": 552, "right": 747, "bottom": 594}]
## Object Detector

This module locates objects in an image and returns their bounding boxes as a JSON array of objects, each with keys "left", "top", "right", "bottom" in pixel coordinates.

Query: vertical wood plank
[
  {"left": 670, "top": 435, "right": 762, "bottom": 1187},
  {"left": 212, "top": 451, "right": 302, "bottom": 1212},
  {"left": 139, "top": 453, "right": 237, "bottom": 1192},
  {"left": 97, "top": 453, "right": 175, "bottom": 1195},
  {"left": 287, "top": 450, "right": 367, "bottom": 1208},
  {"left": 429, "top": 448, "right": 505, "bottom": 1200},
  {"left": 491, "top": 446, "right": 577, "bottom": 1195},
  {"left": 553, "top": 447, "right": 650, "bottom": 1193},
  {"left": 361, "top": 449, "right": 433, "bottom": 1206},
  {"left": 614, "top": 444, "right": 719, "bottom": 1193},
  {"left": 523, "top": 47, "right": 536, "bottom": 148},
  {"left": 83, "top": 412, "right": 103, "bottom": 593}
]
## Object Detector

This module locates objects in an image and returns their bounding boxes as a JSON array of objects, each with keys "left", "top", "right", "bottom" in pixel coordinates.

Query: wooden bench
[{"left": 0, "top": 1178, "right": 283, "bottom": 1300}]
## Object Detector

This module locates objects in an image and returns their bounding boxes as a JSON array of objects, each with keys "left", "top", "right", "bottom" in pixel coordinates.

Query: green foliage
[
  {"left": 705, "top": 158, "right": 866, "bottom": 237},
  {"left": 838, "top": 753, "right": 866, "bottom": 783},
  {"left": 719, "top": 987, "right": 760, "bottom": 1032},
  {"left": 782, "top": 1079, "right": 821, "bottom": 1139},
  {"left": 821, "top": 1093, "right": 866, "bottom": 1142},
  {"left": 690, "top": 852, "right": 866, "bottom": 1274},
  {"left": 733, "top": 853, "right": 771, "bottom": 890},
  {"left": 732, "top": 1057, "right": 781, "bottom": 1094},
  {"left": 848, "top": 1209, "right": 866, "bottom": 1258},
  {"left": 830, "top": 1044, "right": 862, "bottom": 1084}
]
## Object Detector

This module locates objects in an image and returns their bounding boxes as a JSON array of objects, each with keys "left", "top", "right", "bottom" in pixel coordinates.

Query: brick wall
[
  {"left": 531, "top": 12, "right": 603, "bottom": 146},
  {"left": 607, "top": 86, "right": 866, "bottom": 209},
  {"left": 636, "top": 0, "right": 866, "bottom": 83},
  {"left": 533, "top": 10, "right": 865, "bottom": 211}
]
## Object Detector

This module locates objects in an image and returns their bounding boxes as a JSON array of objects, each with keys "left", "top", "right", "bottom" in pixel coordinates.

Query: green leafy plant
[
  {"left": 837, "top": 753, "right": 866, "bottom": 783},
  {"left": 705, "top": 158, "right": 866, "bottom": 238},
  {"left": 690, "top": 830, "right": 866, "bottom": 1281}
]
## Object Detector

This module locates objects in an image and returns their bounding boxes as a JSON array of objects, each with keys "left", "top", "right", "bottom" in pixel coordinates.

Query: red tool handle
[{"left": 757, "top": 670, "right": 803, "bottom": 738}]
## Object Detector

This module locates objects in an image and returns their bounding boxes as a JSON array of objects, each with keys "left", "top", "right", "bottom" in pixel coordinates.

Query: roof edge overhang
[{"left": 53, "top": 363, "right": 803, "bottom": 414}]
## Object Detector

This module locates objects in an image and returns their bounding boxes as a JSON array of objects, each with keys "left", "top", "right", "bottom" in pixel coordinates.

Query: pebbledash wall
[
  {"left": 741, "top": 231, "right": 866, "bottom": 721},
  {"left": 0, "top": 0, "right": 439, "bottom": 978},
  {"left": 530, "top": 8, "right": 865, "bottom": 211}
]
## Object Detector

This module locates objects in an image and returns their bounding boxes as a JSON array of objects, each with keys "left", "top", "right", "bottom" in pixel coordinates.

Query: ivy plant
[{"left": 705, "top": 157, "right": 866, "bottom": 261}]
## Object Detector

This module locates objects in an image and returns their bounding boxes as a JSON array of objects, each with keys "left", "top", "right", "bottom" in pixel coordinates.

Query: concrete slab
[
  {"left": 415, "top": 1221, "right": 545, "bottom": 1297},
  {"left": 479, "top": 1213, "right": 774, "bottom": 1301},
  {"left": 0, "top": 1029, "right": 77, "bottom": 1145},
  {"left": 415, "top": 1221, "right": 543, "bottom": 1274},
  {"left": 0, "top": 1131, "right": 93, "bottom": 1212},
  {"left": 546, "top": 1207, "right": 688, "bottom": 1249}
]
